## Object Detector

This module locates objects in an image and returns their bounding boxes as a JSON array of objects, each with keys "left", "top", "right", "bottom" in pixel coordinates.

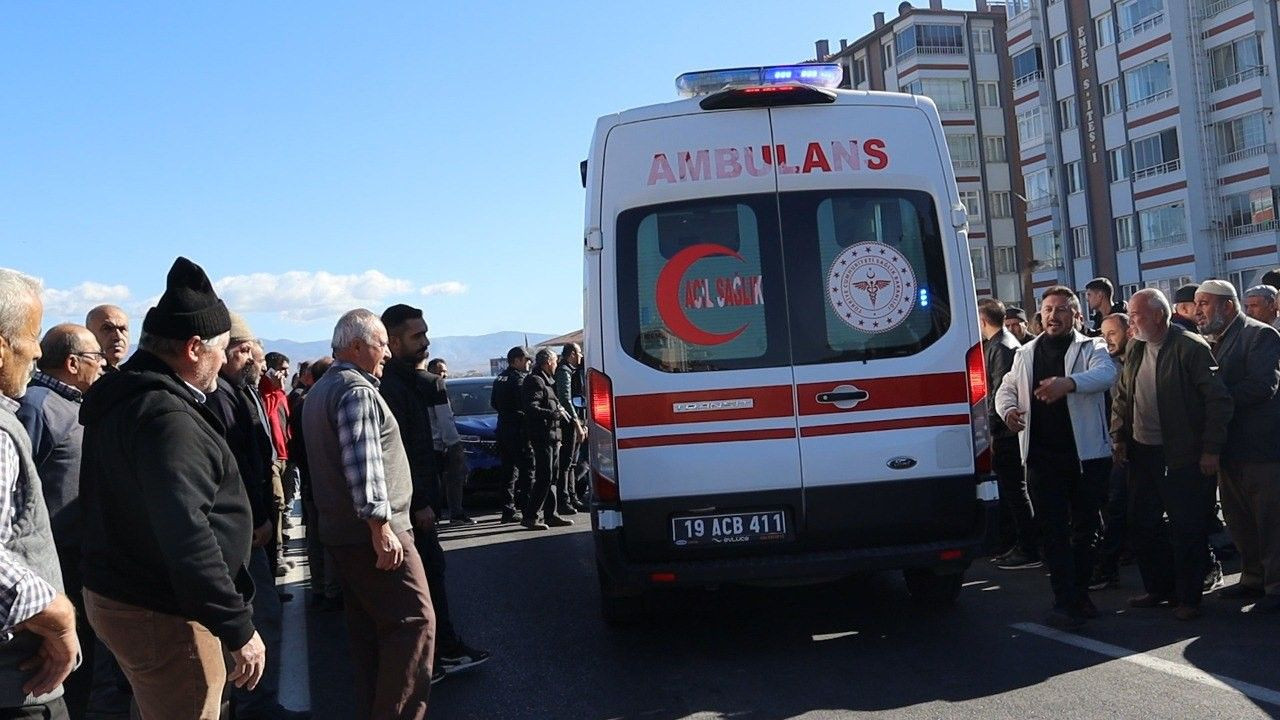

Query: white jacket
[{"left": 993, "top": 330, "right": 1116, "bottom": 463}]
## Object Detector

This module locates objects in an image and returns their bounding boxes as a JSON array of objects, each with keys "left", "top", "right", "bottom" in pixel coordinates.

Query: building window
[
  {"left": 882, "top": 40, "right": 895, "bottom": 68},
  {"left": 1115, "top": 215, "right": 1136, "bottom": 250},
  {"left": 852, "top": 57, "right": 867, "bottom": 86},
  {"left": 1119, "top": 0, "right": 1165, "bottom": 39},
  {"left": 972, "top": 27, "right": 995, "bottom": 53},
  {"left": 948, "top": 134, "right": 979, "bottom": 167},
  {"left": 1107, "top": 146, "right": 1131, "bottom": 182},
  {"left": 1102, "top": 80, "right": 1122, "bottom": 115},
  {"left": 995, "top": 246, "right": 1018, "bottom": 274},
  {"left": 1122, "top": 283, "right": 1140, "bottom": 299},
  {"left": 1018, "top": 106, "right": 1045, "bottom": 147},
  {"left": 1053, "top": 35, "right": 1071, "bottom": 67},
  {"left": 990, "top": 191, "right": 1013, "bottom": 218},
  {"left": 1125, "top": 58, "right": 1172, "bottom": 107},
  {"left": 1209, "top": 35, "right": 1263, "bottom": 91},
  {"left": 1131, "top": 128, "right": 1180, "bottom": 178},
  {"left": 985, "top": 136, "right": 1008, "bottom": 163},
  {"left": 1013, "top": 47, "right": 1044, "bottom": 85},
  {"left": 1024, "top": 167, "right": 1056, "bottom": 208},
  {"left": 1008, "top": 0, "right": 1033, "bottom": 18},
  {"left": 1032, "top": 231, "right": 1063, "bottom": 268},
  {"left": 1059, "top": 97, "right": 1077, "bottom": 129},
  {"left": 1145, "top": 275, "right": 1193, "bottom": 300},
  {"left": 1095, "top": 12, "right": 1116, "bottom": 47},
  {"left": 960, "top": 190, "right": 983, "bottom": 222},
  {"left": 1218, "top": 111, "right": 1267, "bottom": 161},
  {"left": 1065, "top": 161, "right": 1084, "bottom": 193},
  {"left": 1072, "top": 226, "right": 1091, "bottom": 257},
  {"left": 896, "top": 24, "right": 966, "bottom": 59},
  {"left": 1222, "top": 187, "right": 1278, "bottom": 236},
  {"left": 979, "top": 82, "right": 1001, "bottom": 108},
  {"left": 902, "top": 79, "right": 972, "bottom": 111},
  {"left": 1138, "top": 202, "right": 1186, "bottom": 249},
  {"left": 971, "top": 247, "right": 989, "bottom": 278}
]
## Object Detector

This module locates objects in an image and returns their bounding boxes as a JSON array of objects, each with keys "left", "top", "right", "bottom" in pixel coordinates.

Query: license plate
[{"left": 671, "top": 509, "right": 790, "bottom": 547}]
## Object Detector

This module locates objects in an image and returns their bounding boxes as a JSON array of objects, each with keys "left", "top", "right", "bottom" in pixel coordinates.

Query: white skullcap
[{"left": 1197, "top": 279, "right": 1238, "bottom": 299}]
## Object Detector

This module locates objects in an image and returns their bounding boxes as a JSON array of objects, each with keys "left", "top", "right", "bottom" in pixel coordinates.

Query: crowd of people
[
  {"left": 983, "top": 273, "right": 1280, "bottom": 630},
  {"left": 0, "top": 258, "right": 507, "bottom": 720}
]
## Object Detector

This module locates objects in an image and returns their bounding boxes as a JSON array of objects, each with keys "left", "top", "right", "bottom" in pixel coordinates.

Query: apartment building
[
  {"left": 1005, "top": 0, "right": 1280, "bottom": 300},
  {"left": 814, "top": 0, "right": 1035, "bottom": 306}
]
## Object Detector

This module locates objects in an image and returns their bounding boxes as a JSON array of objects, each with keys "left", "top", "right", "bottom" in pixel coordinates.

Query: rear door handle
[{"left": 817, "top": 391, "right": 869, "bottom": 403}]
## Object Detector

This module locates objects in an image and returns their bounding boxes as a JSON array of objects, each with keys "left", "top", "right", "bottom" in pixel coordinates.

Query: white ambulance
[{"left": 581, "top": 65, "right": 999, "bottom": 622}]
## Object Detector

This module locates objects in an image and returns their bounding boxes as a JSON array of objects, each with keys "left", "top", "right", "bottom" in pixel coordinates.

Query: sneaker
[
  {"left": 500, "top": 511, "right": 520, "bottom": 524},
  {"left": 449, "top": 516, "right": 478, "bottom": 526},
  {"left": 557, "top": 504, "right": 579, "bottom": 516},
  {"left": 995, "top": 549, "right": 1043, "bottom": 570},
  {"left": 1088, "top": 567, "right": 1119, "bottom": 591},
  {"left": 1203, "top": 562, "right": 1224, "bottom": 593},
  {"left": 438, "top": 641, "right": 491, "bottom": 675},
  {"left": 521, "top": 518, "right": 549, "bottom": 531},
  {"left": 545, "top": 515, "right": 574, "bottom": 528}
]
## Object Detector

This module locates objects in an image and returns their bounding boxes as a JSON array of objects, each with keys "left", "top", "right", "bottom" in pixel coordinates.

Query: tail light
[
  {"left": 587, "top": 369, "right": 620, "bottom": 507},
  {"left": 966, "top": 342, "right": 992, "bottom": 475}
]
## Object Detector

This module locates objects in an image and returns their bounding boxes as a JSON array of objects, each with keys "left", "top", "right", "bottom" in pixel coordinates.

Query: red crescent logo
[{"left": 654, "top": 243, "right": 749, "bottom": 346}]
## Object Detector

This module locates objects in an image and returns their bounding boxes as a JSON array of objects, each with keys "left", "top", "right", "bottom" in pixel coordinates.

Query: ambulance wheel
[
  {"left": 903, "top": 568, "right": 963, "bottom": 605},
  {"left": 598, "top": 566, "right": 647, "bottom": 625}
]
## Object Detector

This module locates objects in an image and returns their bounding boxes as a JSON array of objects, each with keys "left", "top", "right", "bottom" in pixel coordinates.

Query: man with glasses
[{"left": 85, "top": 305, "right": 130, "bottom": 372}]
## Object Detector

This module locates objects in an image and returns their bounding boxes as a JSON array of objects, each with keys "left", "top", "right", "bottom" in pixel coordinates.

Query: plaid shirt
[
  {"left": 29, "top": 371, "right": 82, "bottom": 403},
  {"left": 333, "top": 362, "right": 391, "bottom": 522},
  {"left": 0, "top": 395, "right": 56, "bottom": 636}
]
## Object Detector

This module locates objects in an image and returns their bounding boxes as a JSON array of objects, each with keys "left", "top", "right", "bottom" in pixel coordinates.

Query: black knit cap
[
  {"left": 142, "top": 257, "right": 232, "bottom": 340},
  {"left": 1173, "top": 283, "right": 1200, "bottom": 304}
]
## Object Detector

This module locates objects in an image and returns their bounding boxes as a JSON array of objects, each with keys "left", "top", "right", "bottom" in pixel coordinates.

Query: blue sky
[{"left": 2, "top": 1, "right": 967, "bottom": 340}]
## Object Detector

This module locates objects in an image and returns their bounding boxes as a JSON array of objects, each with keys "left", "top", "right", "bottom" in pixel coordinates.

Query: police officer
[{"left": 493, "top": 346, "right": 535, "bottom": 523}]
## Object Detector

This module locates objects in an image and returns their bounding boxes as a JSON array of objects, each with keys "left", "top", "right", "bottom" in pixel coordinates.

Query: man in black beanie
[
  {"left": 1172, "top": 283, "right": 1200, "bottom": 333},
  {"left": 79, "top": 257, "right": 266, "bottom": 718}
]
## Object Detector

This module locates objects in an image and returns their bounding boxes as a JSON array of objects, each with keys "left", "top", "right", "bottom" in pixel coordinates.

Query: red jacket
[{"left": 258, "top": 379, "right": 290, "bottom": 461}]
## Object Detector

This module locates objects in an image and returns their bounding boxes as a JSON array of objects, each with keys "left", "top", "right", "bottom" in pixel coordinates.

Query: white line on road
[
  {"left": 1011, "top": 622, "right": 1280, "bottom": 708},
  {"left": 280, "top": 513, "right": 311, "bottom": 711}
]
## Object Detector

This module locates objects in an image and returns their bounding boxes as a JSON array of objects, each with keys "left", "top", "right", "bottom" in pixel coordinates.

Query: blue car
[{"left": 445, "top": 377, "right": 504, "bottom": 499}]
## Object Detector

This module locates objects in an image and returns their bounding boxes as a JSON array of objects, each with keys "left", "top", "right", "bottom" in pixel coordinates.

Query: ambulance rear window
[{"left": 615, "top": 195, "right": 791, "bottom": 373}]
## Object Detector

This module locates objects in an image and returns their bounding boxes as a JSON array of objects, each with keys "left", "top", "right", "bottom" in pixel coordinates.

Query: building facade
[{"left": 818, "top": 0, "right": 1280, "bottom": 306}]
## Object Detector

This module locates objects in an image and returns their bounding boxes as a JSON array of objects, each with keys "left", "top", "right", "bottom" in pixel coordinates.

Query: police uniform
[{"left": 492, "top": 364, "right": 534, "bottom": 521}]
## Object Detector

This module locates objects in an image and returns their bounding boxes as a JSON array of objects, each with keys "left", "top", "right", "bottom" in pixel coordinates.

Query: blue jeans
[{"left": 231, "top": 547, "right": 283, "bottom": 716}]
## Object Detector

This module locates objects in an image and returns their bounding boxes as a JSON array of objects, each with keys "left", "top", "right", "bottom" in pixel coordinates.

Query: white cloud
[
  {"left": 213, "top": 270, "right": 416, "bottom": 321},
  {"left": 41, "top": 282, "right": 133, "bottom": 319},
  {"left": 420, "top": 281, "right": 468, "bottom": 296}
]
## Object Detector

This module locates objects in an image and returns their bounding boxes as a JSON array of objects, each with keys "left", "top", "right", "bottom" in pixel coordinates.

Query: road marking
[
  {"left": 1011, "top": 622, "right": 1280, "bottom": 708},
  {"left": 279, "top": 510, "right": 311, "bottom": 711}
]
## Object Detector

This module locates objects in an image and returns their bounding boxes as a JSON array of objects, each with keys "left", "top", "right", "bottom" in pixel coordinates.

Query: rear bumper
[{"left": 593, "top": 493, "right": 999, "bottom": 594}]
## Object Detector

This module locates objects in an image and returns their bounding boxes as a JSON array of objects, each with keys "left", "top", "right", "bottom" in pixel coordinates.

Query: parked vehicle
[{"left": 445, "top": 376, "right": 504, "bottom": 500}]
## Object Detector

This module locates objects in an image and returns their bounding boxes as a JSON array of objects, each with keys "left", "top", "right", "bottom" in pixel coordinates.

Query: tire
[
  {"left": 598, "top": 565, "right": 647, "bottom": 625},
  {"left": 903, "top": 568, "right": 964, "bottom": 605}
]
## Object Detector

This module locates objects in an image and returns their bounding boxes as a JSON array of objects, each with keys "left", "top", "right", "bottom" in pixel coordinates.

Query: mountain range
[{"left": 262, "top": 331, "right": 558, "bottom": 376}]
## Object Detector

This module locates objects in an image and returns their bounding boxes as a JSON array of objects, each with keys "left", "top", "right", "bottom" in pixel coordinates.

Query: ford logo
[{"left": 887, "top": 456, "right": 917, "bottom": 470}]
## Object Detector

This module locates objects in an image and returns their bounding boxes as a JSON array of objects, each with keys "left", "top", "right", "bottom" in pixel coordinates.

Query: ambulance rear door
[
  {"left": 768, "top": 99, "right": 982, "bottom": 551},
  {"left": 599, "top": 107, "right": 804, "bottom": 562}
]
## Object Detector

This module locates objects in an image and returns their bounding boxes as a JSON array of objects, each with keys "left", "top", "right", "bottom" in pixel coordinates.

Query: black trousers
[
  {"left": 524, "top": 440, "right": 559, "bottom": 521},
  {"left": 0, "top": 699, "right": 68, "bottom": 720},
  {"left": 414, "top": 521, "right": 459, "bottom": 652},
  {"left": 1096, "top": 459, "right": 1129, "bottom": 572},
  {"left": 992, "top": 436, "right": 1036, "bottom": 555},
  {"left": 498, "top": 427, "right": 534, "bottom": 515},
  {"left": 1128, "top": 443, "right": 1215, "bottom": 608},
  {"left": 1026, "top": 456, "right": 1109, "bottom": 609},
  {"left": 557, "top": 425, "right": 580, "bottom": 506}
]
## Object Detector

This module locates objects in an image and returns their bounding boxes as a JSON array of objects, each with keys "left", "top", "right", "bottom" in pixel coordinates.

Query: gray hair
[
  {"left": 1130, "top": 288, "right": 1171, "bottom": 324},
  {"left": 139, "top": 330, "right": 229, "bottom": 358},
  {"left": 331, "top": 309, "right": 383, "bottom": 352},
  {"left": 1245, "top": 284, "right": 1278, "bottom": 302},
  {"left": 0, "top": 268, "right": 42, "bottom": 343},
  {"left": 534, "top": 347, "right": 556, "bottom": 368}
]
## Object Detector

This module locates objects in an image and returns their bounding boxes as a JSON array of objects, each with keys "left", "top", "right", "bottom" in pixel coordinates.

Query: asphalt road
[{"left": 280, "top": 510, "right": 1280, "bottom": 720}]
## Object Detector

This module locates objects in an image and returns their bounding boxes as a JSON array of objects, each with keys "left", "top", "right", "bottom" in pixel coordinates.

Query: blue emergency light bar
[{"left": 676, "top": 64, "right": 843, "bottom": 98}]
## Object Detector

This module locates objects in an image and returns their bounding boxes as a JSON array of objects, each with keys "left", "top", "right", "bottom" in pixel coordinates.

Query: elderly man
[
  {"left": 84, "top": 306, "right": 130, "bottom": 372},
  {"left": 79, "top": 258, "right": 264, "bottom": 718},
  {"left": 0, "top": 268, "right": 80, "bottom": 719},
  {"left": 15, "top": 325, "right": 108, "bottom": 717},
  {"left": 1193, "top": 280, "right": 1280, "bottom": 613},
  {"left": 521, "top": 348, "right": 575, "bottom": 531},
  {"left": 302, "top": 309, "right": 434, "bottom": 718},
  {"left": 1004, "top": 307, "right": 1033, "bottom": 344},
  {"left": 980, "top": 298, "right": 1039, "bottom": 570},
  {"left": 994, "top": 286, "right": 1116, "bottom": 629},
  {"left": 1112, "top": 289, "right": 1233, "bottom": 620},
  {"left": 1172, "top": 284, "right": 1200, "bottom": 333},
  {"left": 1242, "top": 285, "right": 1280, "bottom": 331}
]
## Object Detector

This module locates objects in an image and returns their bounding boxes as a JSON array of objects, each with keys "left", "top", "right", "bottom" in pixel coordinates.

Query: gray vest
[
  {"left": 302, "top": 366, "right": 413, "bottom": 546},
  {"left": 0, "top": 406, "right": 65, "bottom": 708}
]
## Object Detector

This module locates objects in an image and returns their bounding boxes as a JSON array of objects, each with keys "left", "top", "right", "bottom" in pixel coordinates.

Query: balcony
[
  {"left": 951, "top": 159, "right": 981, "bottom": 169},
  {"left": 1015, "top": 70, "right": 1045, "bottom": 88},
  {"left": 897, "top": 46, "right": 967, "bottom": 62},
  {"left": 1202, "top": 0, "right": 1247, "bottom": 18},
  {"left": 1026, "top": 193, "right": 1058, "bottom": 210},
  {"left": 1211, "top": 65, "right": 1268, "bottom": 92},
  {"left": 1222, "top": 143, "right": 1275, "bottom": 164},
  {"left": 1132, "top": 158, "right": 1181, "bottom": 181},
  {"left": 1141, "top": 232, "right": 1188, "bottom": 250},
  {"left": 1119, "top": 13, "right": 1166, "bottom": 42},
  {"left": 1127, "top": 88, "right": 1173, "bottom": 110},
  {"left": 1227, "top": 219, "right": 1280, "bottom": 238}
]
